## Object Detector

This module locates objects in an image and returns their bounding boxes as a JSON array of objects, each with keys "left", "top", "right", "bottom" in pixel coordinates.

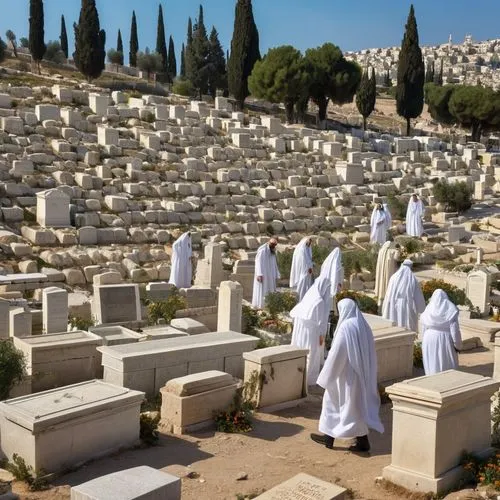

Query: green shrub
[
  {"left": 387, "top": 193, "right": 407, "bottom": 220},
  {"left": 264, "top": 291, "right": 297, "bottom": 319},
  {"left": 242, "top": 305, "right": 260, "bottom": 336},
  {"left": 395, "top": 236, "right": 422, "bottom": 256},
  {"left": 421, "top": 279, "right": 472, "bottom": 307},
  {"left": 312, "top": 245, "right": 332, "bottom": 273},
  {"left": 140, "top": 412, "right": 160, "bottom": 446},
  {"left": 0, "top": 340, "right": 26, "bottom": 401},
  {"left": 432, "top": 179, "right": 473, "bottom": 213},
  {"left": 3, "top": 454, "right": 48, "bottom": 491},
  {"left": 68, "top": 316, "right": 95, "bottom": 331},
  {"left": 147, "top": 293, "right": 187, "bottom": 325},
  {"left": 342, "top": 247, "right": 378, "bottom": 278},
  {"left": 413, "top": 342, "right": 423, "bottom": 368},
  {"left": 335, "top": 290, "right": 378, "bottom": 315},
  {"left": 276, "top": 249, "right": 293, "bottom": 279},
  {"left": 172, "top": 78, "right": 194, "bottom": 97}
]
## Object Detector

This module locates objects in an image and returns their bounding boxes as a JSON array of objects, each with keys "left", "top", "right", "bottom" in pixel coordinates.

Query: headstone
[
  {"left": 217, "top": 281, "right": 243, "bottom": 333},
  {"left": 466, "top": 269, "right": 491, "bottom": 316},
  {"left": 145, "top": 282, "right": 175, "bottom": 301},
  {"left": 92, "top": 284, "right": 142, "bottom": 324},
  {"left": 36, "top": 189, "right": 71, "bottom": 228},
  {"left": 0, "top": 298, "right": 9, "bottom": 339},
  {"left": 255, "top": 473, "right": 347, "bottom": 499},
  {"left": 42, "top": 287, "right": 69, "bottom": 334},
  {"left": 194, "top": 243, "right": 224, "bottom": 288},
  {"left": 9, "top": 308, "right": 32, "bottom": 338}
]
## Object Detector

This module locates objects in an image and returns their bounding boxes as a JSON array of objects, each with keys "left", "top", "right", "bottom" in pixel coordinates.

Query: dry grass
[{"left": 376, "top": 479, "right": 437, "bottom": 500}]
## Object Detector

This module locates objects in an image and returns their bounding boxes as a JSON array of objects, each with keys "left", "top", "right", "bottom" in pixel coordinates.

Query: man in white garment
[
  {"left": 311, "top": 298, "right": 384, "bottom": 451},
  {"left": 406, "top": 194, "right": 425, "bottom": 237},
  {"left": 290, "top": 276, "right": 331, "bottom": 386},
  {"left": 319, "top": 248, "right": 343, "bottom": 297},
  {"left": 252, "top": 238, "right": 280, "bottom": 309},
  {"left": 370, "top": 204, "right": 389, "bottom": 245},
  {"left": 382, "top": 259, "right": 426, "bottom": 332},
  {"left": 383, "top": 203, "right": 392, "bottom": 233},
  {"left": 290, "top": 237, "right": 313, "bottom": 301},
  {"left": 374, "top": 242, "right": 401, "bottom": 312},
  {"left": 168, "top": 232, "right": 193, "bottom": 289}
]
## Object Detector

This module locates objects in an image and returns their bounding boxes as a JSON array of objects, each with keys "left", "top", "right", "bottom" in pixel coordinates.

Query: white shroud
[
  {"left": 290, "top": 277, "right": 331, "bottom": 386},
  {"left": 168, "top": 232, "right": 192, "bottom": 289},
  {"left": 381, "top": 260, "right": 426, "bottom": 332},
  {"left": 251, "top": 243, "right": 281, "bottom": 309},
  {"left": 319, "top": 248, "right": 344, "bottom": 297},
  {"left": 370, "top": 208, "right": 388, "bottom": 245},
  {"left": 290, "top": 237, "right": 314, "bottom": 301},
  {"left": 406, "top": 198, "right": 425, "bottom": 237},
  {"left": 317, "top": 298, "right": 384, "bottom": 439},
  {"left": 421, "top": 289, "right": 463, "bottom": 375}
]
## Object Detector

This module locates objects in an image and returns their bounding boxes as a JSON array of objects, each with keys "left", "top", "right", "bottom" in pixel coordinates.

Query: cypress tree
[
  {"left": 167, "top": 36, "right": 177, "bottom": 82},
  {"left": 117, "top": 29, "right": 124, "bottom": 65},
  {"left": 356, "top": 67, "right": 377, "bottom": 131},
  {"left": 396, "top": 4, "right": 425, "bottom": 136},
  {"left": 190, "top": 5, "right": 210, "bottom": 97},
  {"left": 207, "top": 26, "right": 226, "bottom": 97},
  {"left": 129, "top": 11, "right": 138, "bottom": 67},
  {"left": 180, "top": 42, "right": 186, "bottom": 77},
  {"left": 60, "top": 15, "right": 68, "bottom": 59},
  {"left": 185, "top": 17, "right": 194, "bottom": 81},
  {"left": 73, "top": 0, "right": 106, "bottom": 82},
  {"left": 228, "top": 0, "right": 261, "bottom": 110},
  {"left": 29, "top": 0, "right": 46, "bottom": 74},
  {"left": 156, "top": 4, "right": 167, "bottom": 74},
  {"left": 435, "top": 59, "right": 444, "bottom": 86},
  {"left": 425, "top": 61, "right": 435, "bottom": 83}
]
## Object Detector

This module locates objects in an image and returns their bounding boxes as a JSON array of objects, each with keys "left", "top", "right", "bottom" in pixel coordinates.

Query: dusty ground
[{"left": 10, "top": 347, "right": 493, "bottom": 500}]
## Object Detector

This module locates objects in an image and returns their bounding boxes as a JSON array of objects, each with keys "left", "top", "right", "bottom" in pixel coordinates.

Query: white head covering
[
  {"left": 290, "top": 237, "right": 313, "bottom": 289},
  {"left": 172, "top": 232, "right": 192, "bottom": 253},
  {"left": 320, "top": 248, "right": 344, "bottom": 296},
  {"left": 402, "top": 259, "right": 413, "bottom": 267},
  {"left": 383, "top": 203, "right": 392, "bottom": 228},
  {"left": 290, "top": 276, "right": 331, "bottom": 323},
  {"left": 318, "top": 298, "right": 384, "bottom": 434},
  {"left": 381, "top": 259, "right": 419, "bottom": 318},
  {"left": 420, "top": 289, "right": 459, "bottom": 328}
]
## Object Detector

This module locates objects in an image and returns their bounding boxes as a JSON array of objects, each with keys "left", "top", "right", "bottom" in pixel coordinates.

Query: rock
[{"left": 236, "top": 472, "right": 248, "bottom": 481}]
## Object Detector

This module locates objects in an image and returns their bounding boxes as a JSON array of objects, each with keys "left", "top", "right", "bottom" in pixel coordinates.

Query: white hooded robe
[
  {"left": 252, "top": 243, "right": 281, "bottom": 309},
  {"left": 406, "top": 198, "right": 425, "bottom": 237},
  {"left": 317, "top": 299, "right": 384, "bottom": 439},
  {"left": 382, "top": 260, "right": 426, "bottom": 332},
  {"left": 421, "top": 289, "right": 463, "bottom": 375},
  {"left": 370, "top": 208, "right": 388, "bottom": 245},
  {"left": 319, "top": 248, "right": 344, "bottom": 297},
  {"left": 168, "top": 232, "right": 192, "bottom": 289},
  {"left": 290, "top": 277, "right": 331, "bottom": 386},
  {"left": 290, "top": 238, "right": 314, "bottom": 301}
]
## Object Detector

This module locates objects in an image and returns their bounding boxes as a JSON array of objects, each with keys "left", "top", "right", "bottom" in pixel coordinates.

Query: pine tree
[
  {"left": 356, "top": 67, "right": 377, "bottom": 130},
  {"left": 207, "top": 26, "right": 226, "bottom": 97},
  {"left": 435, "top": 59, "right": 444, "bottom": 86},
  {"left": 425, "top": 61, "right": 435, "bottom": 83},
  {"left": 73, "top": 0, "right": 106, "bottom": 82},
  {"left": 190, "top": 5, "right": 210, "bottom": 97},
  {"left": 129, "top": 11, "right": 138, "bottom": 67},
  {"left": 396, "top": 4, "right": 425, "bottom": 136},
  {"left": 156, "top": 4, "right": 167, "bottom": 74},
  {"left": 228, "top": 0, "right": 261, "bottom": 110},
  {"left": 60, "top": 15, "right": 68, "bottom": 59},
  {"left": 29, "top": 0, "right": 46, "bottom": 74},
  {"left": 167, "top": 36, "right": 177, "bottom": 82},
  {"left": 117, "top": 29, "right": 124, "bottom": 65},
  {"left": 180, "top": 42, "right": 186, "bottom": 77}
]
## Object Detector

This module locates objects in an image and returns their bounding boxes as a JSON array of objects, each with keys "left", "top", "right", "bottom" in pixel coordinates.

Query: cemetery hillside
[{"left": 1, "top": 1, "right": 500, "bottom": 499}]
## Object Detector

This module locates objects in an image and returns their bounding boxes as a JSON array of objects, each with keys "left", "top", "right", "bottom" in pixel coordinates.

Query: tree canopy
[
  {"left": 356, "top": 67, "right": 377, "bottom": 130},
  {"left": 425, "top": 82, "right": 455, "bottom": 125},
  {"left": 116, "top": 29, "right": 124, "bottom": 65},
  {"left": 156, "top": 4, "right": 167, "bottom": 74},
  {"left": 29, "top": 0, "right": 46, "bottom": 72},
  {"left": 167, "top": 36, "right": 177, "bottom": 83},
  {"left": 129, "top": 11, "right": 138, "bottom": 67},
  {"left": 189, "top": 5, "right": 210, "bottom": 97},
  {"left": 60, "top": 15, "right": 68, "bottom": 59},
  {"left": 207, "top": 27, "right": 226, "bottom": 97},
  {"left": 137, "top": 49, "right": 162, "bottom": 81}
]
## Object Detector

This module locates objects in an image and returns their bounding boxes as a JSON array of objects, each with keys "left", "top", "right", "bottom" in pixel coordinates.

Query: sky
[{"left": 1, "top": 0, "right": 499, "bottom": 67}]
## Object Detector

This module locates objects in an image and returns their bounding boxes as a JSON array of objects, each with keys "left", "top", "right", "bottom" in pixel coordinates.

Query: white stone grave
[
  {"left": 42, "top": 287, "right": 68, "bottom": 334},
  {"left": 92, "top": 284, "right": 142, "bottom": 325},
  {"left": 36, "top": 189, "right": 71, "bottom": 228},
  {"left": 217, "top": 281, "right": 243, "bottom": 333},
  {"left": 466, "top": 269, "right": 491, "bottom": 317}
]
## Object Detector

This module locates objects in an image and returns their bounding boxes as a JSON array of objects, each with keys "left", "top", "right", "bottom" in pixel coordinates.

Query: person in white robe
[
  {"left": 406, "top": 194, "right": 425, "bottom": 237},
  {"left": 168, "top": 232, "right": 193, "bottom": 289},
  {"left": 290, "top": 276, "right": 331, "bottom": 386},
  {"left": 319, "top": 248, "right": 344, "bottom": 297},
  {"left": 311, "top": 298, "right": 384, "bottom": 451},
  {"left": 370, "top": 204, "right": 389, "bottom": 245},
  {"left": 290, "top": 237, "right": 314, "bottom": 301},
  {"left": 374, "top": 242, "right": 401, "bottom": 311},
  {"left": 421, "top": 289, "right": 463, "bottom": 375},
  {"left": 383, "top": 203, "right": 392, "bottom": 233},
  {"left": 381, "top": 259, "right": 426, "bottom": 332},
  {"left": 252, "top": 239, "right": 281, "bottom": 309}
]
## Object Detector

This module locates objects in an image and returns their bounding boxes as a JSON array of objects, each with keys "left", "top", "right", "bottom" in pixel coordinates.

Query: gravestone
[
  {"left": 145, "top": 282, "right": 175, "bottom": 301},
  {"left": 217, "top": 281, "right": 243, "bottom": 333},
  {"left": 42, "top": 287, "right": 68, "bottom": 334},
  {"left": 466, "top": 269, "right": 491, "bottom": 317},
  {"left": 255, "top": 473, "right": 347, "bottom": 499},
  {"left": 194, "top": 243, "right": 224, "bottom": 289},
  {"left": 9, "top": 308, "right": 32, "bottom": 338},
  {"left": 93, "top": 284, "right": 141, "bottom": 325},
  {"left": 36, "top": 189, "right": 71, "bottom": 228},
  {"left": 0, "top": 298, "right": 9, "bottom": 339}
]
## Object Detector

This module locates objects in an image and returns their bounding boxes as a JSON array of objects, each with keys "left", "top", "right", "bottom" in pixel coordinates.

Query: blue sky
[{"left": 1, "top": 0, "right": 499, "bottom": 66}]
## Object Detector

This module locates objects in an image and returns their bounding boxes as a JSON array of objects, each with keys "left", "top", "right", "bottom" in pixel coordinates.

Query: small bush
[
  {"left": 421, "top": 279, "right": 471, "bottom": 307},
  {"left": 461, "top": 451, "right": 500, "bottom": 491},
  {"left": 342, "top": 247, "right": 378, "bottom": 278},
  {"left": 432, "top": 179, "right": 473, "bottom": 214},
  {"left": 395, "top": 236, "right": 422, "bottom": 256},
  {"left": 3, "top": 454, "right": 48, "bottom": 491},
  {"left": 335, "top": 290, "right": 378, "bottom": 315},
  {"left": 147, "top": 293, "right": 187, "bottom": 325},
  {"left": 68, "top": 316, "right": 95, "bottom": 331},
  {"left": 172, "top": 78, "right": 194, "bottom": 97},
  {"left": 413, "top": 342, "right": 423, "bottom": 368},
  {"left": 242, "top": 305, "right": 260, "bottom": 336},
  {"left": 140, "top": 412, "right": 160, "bottom": 446},
  {"left": 276, "top": 249, "right": 293, "bottom": 279},
  {"left": 0, "top": 340, "right": 26, "bottom": 401},
  {"left": 387, "top": 193, "right": 407, "bottom": 220},
  {"left": 264, "top": 291, "right": 297, "bottom": 319},
  {"left": 312, "top": 245, "right": 332, "bottom": 273}
]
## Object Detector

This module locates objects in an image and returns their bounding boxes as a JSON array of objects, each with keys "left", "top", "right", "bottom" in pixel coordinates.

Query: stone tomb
[
  {"left": 243, "top": 346, "right": 308, "bottom": 410},
  {"left": 36, "top": 189, "right": 70, "bottom": 228},
  {"left": 42, "top": 287, "right": 68, "bottom": 334},
  {"left": 0, "top": 381, "right": 144, "bottom": 474},
  {"left": 160, "top": 370, "right": 238, "bottom": 434},
  {"left": 98, "top": 331, "right": 259, "bottom": 397},
  {"left": 13, "top": 331, "right": 102, "bottom": 393},
  {"left": 256, "top": 473, "right": 347, "bottom": 499},
  {"left": 383, "top": 370, "right": 499, "bottom": 494},
  {"left": 70, "top": 466, "right": 181, "bottom": 500},
  {"left": 92, "top": 284, "right": 141, "bottom": 325},
  {"left": 217, "top": 281, "right": 243, "bottom": 333},
  {"left": 466, "top": 269, "right": 491, "bottom": 317}
]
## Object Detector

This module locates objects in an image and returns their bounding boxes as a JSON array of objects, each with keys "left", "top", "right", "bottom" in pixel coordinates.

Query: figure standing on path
[
  {"left": 370, "top": 203, "right": 389, "bottom": 245},
  {"left": 290, "top": 237, "right": 314, "bottom": 301},
  {"left": 252, "top": 238, "right": 280, "bottom": 309},
  {"left": 319, "top": 248, "right": 344, "bottom": 297},
  {"left": 168, "top": 232, "right": 193, "bottom": 289},
  {"left": 406, "top": 194, "right": 425, "bottom": 237}
]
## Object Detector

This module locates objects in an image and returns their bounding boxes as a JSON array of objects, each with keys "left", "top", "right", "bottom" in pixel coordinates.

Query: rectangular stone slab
[
  {"left": 163, "top": 370, "right": 235, "bottom": 396},
  {"left": 243, "top": 345, "right": 309, "bottom": 364},
  {"left": 70, "top": 466, "right": 181, "bottom": 500}
]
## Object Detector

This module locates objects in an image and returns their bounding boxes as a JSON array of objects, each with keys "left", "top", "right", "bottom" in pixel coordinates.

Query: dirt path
[{"left": 11, "top": 347, "right": 493, "bottom": 500}]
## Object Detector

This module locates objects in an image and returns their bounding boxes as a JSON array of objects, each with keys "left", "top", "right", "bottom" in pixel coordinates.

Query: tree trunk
[
  {"left": 363, "top": 116, "right": 367, "bottom": 131},
  {"left": 471, "top": 121, "right": 482, "bottom": 142},
  {"left": 285, "top": 100, "right": 294, "bottom": 125},
  {"left": 406, "top": 117, "right": 411, "bottom": 137},
  {"left": 317, "top": 97, "right": 328, "bottom": 123}
]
